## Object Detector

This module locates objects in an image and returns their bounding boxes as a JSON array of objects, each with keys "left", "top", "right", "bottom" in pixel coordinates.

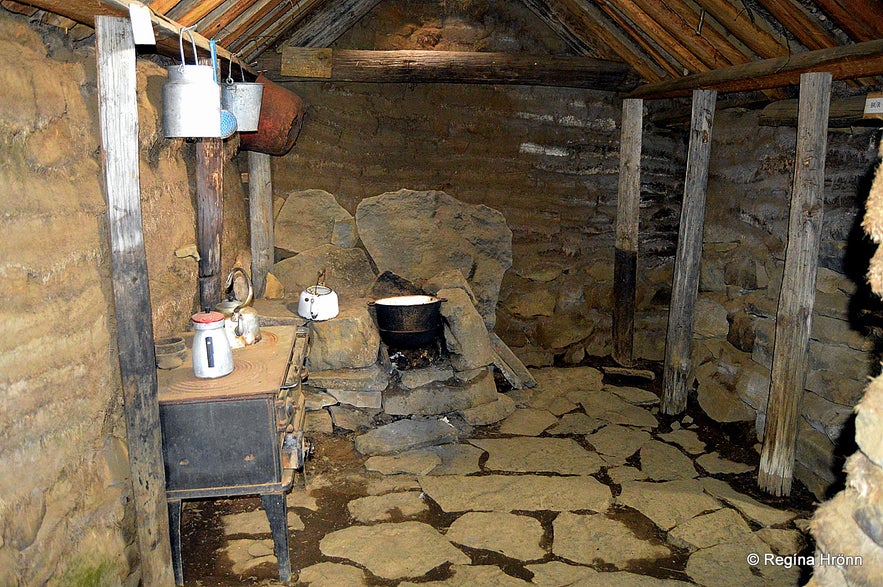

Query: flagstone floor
[{"left": 178, "top": 366, "right": 818, "bottom": 586}]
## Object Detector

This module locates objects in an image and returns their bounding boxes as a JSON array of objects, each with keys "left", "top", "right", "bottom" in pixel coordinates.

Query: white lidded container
[{"left": 191, "top": 311, "right": 233, "bottom": 379}]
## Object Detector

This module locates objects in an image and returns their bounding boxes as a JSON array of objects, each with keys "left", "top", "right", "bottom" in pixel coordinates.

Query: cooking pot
[
  {"left": 369, "top": 295, "right": 446, "bottom": 349},
  {"left": 298, "top": 285, "right": 339, "bottom": 321}
]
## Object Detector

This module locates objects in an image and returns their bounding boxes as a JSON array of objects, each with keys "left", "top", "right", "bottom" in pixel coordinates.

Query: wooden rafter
[
  {"left": 242, "top": 0, "right": 326, "bottom": 60},
  {"left": 813, "top": 0, "right": 883, "bottom": 41},
  {"left": 520, "top": 0, "right": 609, "bottom": 58},
  {"left": 282, "top": 0, "right": 381, "bottom": 48},
  {"left": 755, "top": 0, "right": 839, "bottom": 51},
  {"left": 172, "top": 0, "right": 227, "bottom": 26},
  {"left": 219, "top": 0, "right": 284, "bottom": 47},
  {"left": 195, "top": 0, "right": 253, "bottom": 39},
  {"left": 594, "top": 0, "right": 686, "bottom": 77},
  {"left": 550, "top": 0, "right": 667, "bottom": 82},
  {"left": 145, "top": 0, "right": 181, "bottom": 14},
  {"left": 692, "top": 0, "right": 788, "bottom": 59},
  {"left": 631, "top": 0, "right": 735, "bottom": 69},
  {"left": 629, "top": 37, "right": 883, "bottom": 98},
  {"left": 652, "top": 0, "right": 752, "bottom": 65}
]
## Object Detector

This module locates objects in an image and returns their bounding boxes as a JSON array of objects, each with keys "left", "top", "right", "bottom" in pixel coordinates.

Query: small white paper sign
[{"left": 129, "top": 4, "right": 156, "bottom": 45}]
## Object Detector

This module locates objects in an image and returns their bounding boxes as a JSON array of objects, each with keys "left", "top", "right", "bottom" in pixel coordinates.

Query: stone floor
[{"left": 179, "top": 366, "right": 816, "bottom": 586}]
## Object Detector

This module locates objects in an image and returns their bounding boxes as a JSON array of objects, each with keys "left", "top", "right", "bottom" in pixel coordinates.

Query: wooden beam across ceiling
[
  {"left": 283, "top": 0, "right": 382, "bottom": 48},
  {"left": 592, "top": 0, "right": 682, "bottom": 77},
  {"left": 629, "top": 37, "right": 883, "bottom": 98},
  {"left": 692, "top": 0, "right": 788, "bottom": 59},
  {"left": 813, "top": 0, "right": 883, "bottom": 41},
  {"left": 262, "top": 47, "right": 641, "bottom": 91},
  {"left": 520, "top": 0, "right": 606, "bottom": 58}
]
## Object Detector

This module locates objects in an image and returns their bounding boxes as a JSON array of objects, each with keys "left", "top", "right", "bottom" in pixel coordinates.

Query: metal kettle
[{"left": 215, "top": 268, "right": 262, "bottom": 348}]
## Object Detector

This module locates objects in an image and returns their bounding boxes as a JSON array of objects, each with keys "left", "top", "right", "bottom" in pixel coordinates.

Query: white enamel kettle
[{"left": 297, "top": 270, "right": 339, "bottom": 321}]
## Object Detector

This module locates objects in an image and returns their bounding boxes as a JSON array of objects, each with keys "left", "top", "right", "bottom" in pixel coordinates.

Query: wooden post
[
  {"left": 95, "top": 16, "right": 174, "bottom": 586},
  {"left": 759, "top": 72, "right": 832, "bottom": 496},
  {"left": 248, "top": 151, "right": 273, "bottom": 298},
  {"left": 661, "top": 89, "right": 717, "bottom": 415},
  {"left": 613, "top": 98, "right": 643, "bottom": 366},
  {"left": 197, "top": 138, "right": 224, "bottom": 310}
]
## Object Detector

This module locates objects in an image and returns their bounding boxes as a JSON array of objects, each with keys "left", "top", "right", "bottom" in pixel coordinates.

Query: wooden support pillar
[
  {"left": 197, "top": 138, "right": 224, "bottom": 310},
  {"left": 661, "top": 89, "right": 717, "bottom": 415},
  {"left": 95, "top": 16, "right": 174, "bottom": 586},
  {"left": 613, "top": 98, "right": 643, "bottom": 366},
  {"left": 248, "top": 151, "right": 273, "bottom": 298},
  {"left": 759, "top": 72, "right": 832, "bottom": 496}
]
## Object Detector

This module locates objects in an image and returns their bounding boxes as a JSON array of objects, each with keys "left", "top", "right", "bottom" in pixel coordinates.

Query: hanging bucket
[
  {"left": 163, "top": 28, "right": 230, "bottom": 138},
  {"left": 221, "top": 58, "right": 263, "bottom": 132}
]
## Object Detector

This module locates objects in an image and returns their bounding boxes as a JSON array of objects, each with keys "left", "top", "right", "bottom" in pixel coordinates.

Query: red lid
[{"left": 191, "top": 311, "right": 225, "bottom": 324}]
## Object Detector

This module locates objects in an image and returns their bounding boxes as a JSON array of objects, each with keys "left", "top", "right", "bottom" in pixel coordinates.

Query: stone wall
[
  {"left": 693, "top": 109, "right": 881, "bottom": 498},
  {"left": 271, "top": 0, "right": 686, "bottom": 366},
  {"left": 0, "top": 10, "right": 249, "bottom": 584}
]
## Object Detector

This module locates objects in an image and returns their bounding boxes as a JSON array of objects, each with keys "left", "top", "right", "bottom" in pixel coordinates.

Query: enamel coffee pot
[{"left": 191, "top": 311, "right": 234, "bottom": 379}]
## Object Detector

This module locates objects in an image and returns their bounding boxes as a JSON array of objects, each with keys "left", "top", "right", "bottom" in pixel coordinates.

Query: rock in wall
[{"left": 0, "top": 10, "right": 249, "bottom": 584}]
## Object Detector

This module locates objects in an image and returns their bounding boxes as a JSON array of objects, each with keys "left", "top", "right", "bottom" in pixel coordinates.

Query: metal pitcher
[{"left": 215, "top": 268, "right": 262, "bottom": 348}]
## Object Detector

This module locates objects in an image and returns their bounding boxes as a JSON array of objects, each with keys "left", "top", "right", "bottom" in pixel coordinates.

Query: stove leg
[
  {"left": 261, "top": 492, "right": 291, "bottom": 584},
  {"left": 167, "top": 499, "right": 184, "bottom": 585}
]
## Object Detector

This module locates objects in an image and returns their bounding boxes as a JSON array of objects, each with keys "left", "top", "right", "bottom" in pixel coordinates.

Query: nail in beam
[
  {"left": 613, "top": 98, "right": 643, "bottom": 367},
  {"left": 95, "top": 16, "right": 175, "bottom": 585},
  {"left": 759, "top": 72, "right": 832, "bottom": 496},
  {"left": 661, "top": 89, "right": 717, "bottom": 415}
]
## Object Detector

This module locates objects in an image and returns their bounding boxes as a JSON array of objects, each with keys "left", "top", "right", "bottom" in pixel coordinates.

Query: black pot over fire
[{"left": 369, "top": 295, "right": 446, "bottom": 349}]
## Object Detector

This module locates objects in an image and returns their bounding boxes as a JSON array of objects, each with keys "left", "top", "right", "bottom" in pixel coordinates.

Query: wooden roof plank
[
  {"left": 282, "top": 0, "right": 382, "bottom": 48},
  {"left": 692, "top": 0, "right": 788, "bottom": 59},
  {"left": 520, "top": 0, "right": 609, "bottom": 58},
  {"left": 599, "top": 0, "right": 708, "bottom": 73},
  {"left": 813, "top": 0, "right": 883, "bottom": 41},
  {"left": 196, "top": 0, "right": 253, "bottom": 39},
  {"left": 172, "top": 0, "right": 228, "bottom": 27},
  {"left": 755, "top": 0, "right": 839, "bottom": 50},
  {"left": 593, "top": 1, "right": 683, "bottom": 77},
  {"left": 656, "top": 0, "right": 755, "bottom": 65},
  {"left": 629, "top": 37, "right": 883, "bottom": 98},
  {"left": 240, "top": 0, "right": 326, "bottom": 61},
  {"left": 145, "top": 0, "right": 182, "bottom": 15},
  {"left": 218, "top": 0, "right": 283, "bottom": 47},
  {"left": 553, "top": 0, "right": 667, "bottom": 82}
]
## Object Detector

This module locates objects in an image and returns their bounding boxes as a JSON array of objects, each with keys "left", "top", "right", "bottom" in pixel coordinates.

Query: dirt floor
[{"left": 177, "top": 358, "right": 820, "bottom": 586}]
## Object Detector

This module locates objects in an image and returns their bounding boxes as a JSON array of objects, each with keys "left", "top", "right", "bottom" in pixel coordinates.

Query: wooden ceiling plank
[
  {"left": 197, "top": 0, "right": 254, "bottom": 39},
  {"left": 145, "top": 0, "right": 182, "bottom": 14},
  {"left": 553, "top": 0, "right": 666, "bottom": 82},
  {"left": 657, "top": 0, "right": 754, "bottom": 65},
  {"left": 239, "top": 0, "right": 327, "bottom": 61},
  {"left": 629, "top": 37, "right": 883, "bottom": 99},
  {"left": 755, "top": 0, "right": 839, "bottom": 51},
  {"left": 173, "top": 0, "right": 228, "bottom": 27},
  {"left": 692, "top": 0, "right": 787, "bottom": 59},
  {"left": 218, "top": 0, "right": 282, "bottom": 47},
  {"left": 813, "top": 0, "right": 883, "bottom": 40},
  {"left": 520, "top": 0, "right": 606, "bottom": 58},
  {"left": 631, "top": 0, "right": 737, "bottom": 69},
  {"left": 226, "top": 2, "right": 291, "bottom": 53},
  {"left": 283, "top": 0, "right": 382, "bottom": 48},
  {"left": 594, "top": 1, "right": 684, "bottom": 78},
  {"left": 602, "top": 0, "right": 710, "bottom": 72}
]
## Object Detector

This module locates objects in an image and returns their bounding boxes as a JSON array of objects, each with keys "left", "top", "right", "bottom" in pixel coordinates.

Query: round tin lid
[{"left": 191, "top": 311, "right": 225, "bottom": 324}]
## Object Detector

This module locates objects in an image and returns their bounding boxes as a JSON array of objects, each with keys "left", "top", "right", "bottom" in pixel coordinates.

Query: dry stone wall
[{"left": 0, "top": 10, "right": 249, "bottom": 584}]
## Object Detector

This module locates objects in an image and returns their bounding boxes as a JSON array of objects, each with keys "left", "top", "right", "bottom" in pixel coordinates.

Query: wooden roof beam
[
  {"left": 551, "top": 0, "right": 667, "bottom": 82},
  {"left": 219, "top": 0, "right": 284, "bottom": 47},
  {"left": 692, "top": 0, "right": 788, "bottom": 59},
  {"left": 813, "top": 0, "right": 883, "bottom": 41},
  {"left": 520, "top": 0, "right": 609, "bottom": 58},
  {"left": 283, "top": 0, "right": 382, "bottom": 48},
  {"left": 261, "top": 47, "right": 641, "bottom": 91},
  {"left": 629, "top": 37, "right": 883, "bottom": 98},
  {"left": 593, "top": 1, "right": 683, "bottom": 78},
  {"left": 598, "top": 0, "right": 708, "bottom": 77},
  {"left": 170, "top": 0, "right": 228, "bottom": 26},
  {"left": 755, "top": 0, "right": 839, "bottom": 50}
]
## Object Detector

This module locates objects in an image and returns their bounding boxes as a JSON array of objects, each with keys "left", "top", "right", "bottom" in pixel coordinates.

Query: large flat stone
[
  {"left": 607, "top": 385, "right": 660, "bottom": 406},
  {"left": 384, "top": 369, "right": 498, "bottom": 416},
  {"left": 426, "top": 443, "right": 485, "bottom": 476},
  {"left": 586, "top": 424, "right": 652, "bottom": 459},
  {"left": 668, "top": 507, "right": 754, "bottom": 550},
  {"left": 419, "top": 474, "right": 611, "bottom": 513},
  {"left": 438, "top": 287, "right": 494, "bottom": 371},
  {"left": 497, "top": 408, "right": 558, "bottom": 436},
  {"left": 695, "top": 452, "right": 755, "bottom": 475},
  {"left": 356, "top": 189, "right": 512, "bottom": 330},
  {"left": 365, "top": 449, "right": 442, "bottom": 476},
  {"left": 400, "top": 364, "right": 455, "bottom": 389},
  {"left": 525, "top": 561, "right": 598, "bottom": 586},
  {"left": 546, "top": 412, "right": 605, "bottom": 435},
  {"left": 657, "top": 429, "right": 707, "bottom": 455},
  {"left": 399, "top": 565, "right": 531, "bottom": 586},
  {"left": 616, "top": 480, "right": 722, "bottom": 531},
  {"left": 699, "top": 478, "right": 796, "bottom": 527},
  {"left": 307, "top": 299, "right": 381, "bottom": 370},
  {"left": 639, "top": 440, "right": 698, "bottom": 481},
  {"left": 355, "top": 419, "right": 459, "bottom": 455},
  {"left": 297, "top": 562, "right": 367, "bottom": 587},
  {"left": 570, "top": 389, "right": 659, "bottom": 428},
  {"left": 273, "top": 243, "right": 376, "bottom": 302},
  {"left": 319, "top": 521, "right": 470, "bottom": 580},
  {"left": 470, "top": 437, "right": 604, "bottom": 475},
  {"left": 553, "top": 512, "right": 671, "bottom": 567},
  {"left": 684, "top": 535, "right": 781, "bottom": 587},
  {"left": 445, "top": 512, "right": 546, "bottom": 561},
  {"left": 309, "top": 363, "right": 389, "bottom": 392},
  {"left": 459, "top": 393, "right": 516, "bottom": 426},
  {"left": 553, "top": 572, "right": 692, "bottom": 586},
  {"left": 346, "top": 492, "right": 429, "bottom": 523},
  {"left": 275, "top": 189, "right": 356, "bottom": 255}
]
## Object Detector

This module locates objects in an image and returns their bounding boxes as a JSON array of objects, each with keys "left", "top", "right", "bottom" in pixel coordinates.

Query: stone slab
[
  {"left": 546, "top": 412, "right": 606, "bottom": 435},
  {"left": 297, "top": 562, "right": 367, "bottom": 587},
  {"left": 699, "top": 477, "right": 796, "bottom": 527},
  {"left": 657, "top": 429, "right": 707, "bottom": 455},
  {"left": 365, "top": 449, "right": 442, "bottom": 476},
  {"left": 570, "top": 390, "right": 659, "bottom": 428},
  {"left": 355, "top": 418, "right": 459, "bottom": 456},
  {"left": 639, "top": 440, "right": 698, "bottom": 480},
  {"left": 419, "top": 474, "right": 612, "bottom": 513},
  {"left": 347, "top": 491, "right": 429, "bottom": 523},
  {"left": 607, "top": 385, "right": 660, "bottom": 406},
  {"left": 497, "top": 408, "right": 558, "bottom": 436},
  {"left": 695, "top": 452, "right": 755, "bottom": 475},
  {"left": 399, "top": 565, "right": 531, "bottom": 586},
  {"left": 426, "top": 443, "right": 485, "bottom": 476},
  {"left": 586, "top": 424, "right": 652, "bottom": 459},
  {"left": 445, "top": 512, "right": 546, "bottom": 561},
  {"left": 459, "top": 393, "right": 516, "bottom": 426},
  {"left": 470, "top": 437, "right": 604, "bottom": 475},
  {"left": 668, "top": 507, "right": 754, "bottom": 550},
  {"left": 525, "top": 561, "right": 598, "bottom": 586},
  {"left": 616, "top": 480, "right": 722, "bottom": 531},
  {"left": 553, "top": 512, "right": 671, "bottom": 567}
]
